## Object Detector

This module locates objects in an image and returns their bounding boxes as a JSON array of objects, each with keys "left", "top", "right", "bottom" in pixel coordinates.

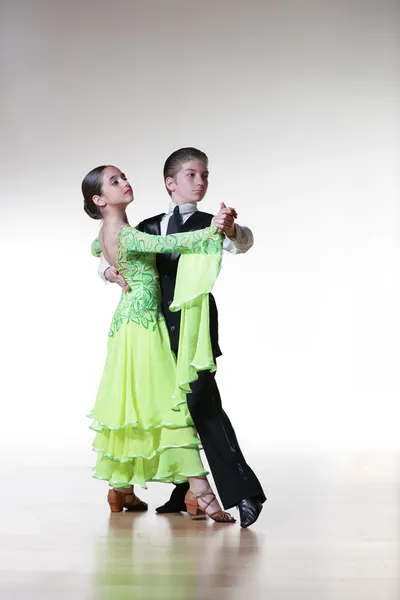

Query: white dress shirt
[{"left": 98, "top": 202, "right": 254, "bottom": 281}]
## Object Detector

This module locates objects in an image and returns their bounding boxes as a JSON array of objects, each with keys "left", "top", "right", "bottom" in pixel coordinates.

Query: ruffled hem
[
  {"left": 92, "top": 470, "right": 209, "bottom": 489},
  {"left": 88, "top": 415, "right": 193, "bottom": 432},
  {"left": 92, "top": 447, "right": 208, "bottom": 489},
  {"left": 92, "top": 419, "right": 200, "bottom": 452},
  {"left": 91, "top": 441, "right": 203, "bottom": 463}
]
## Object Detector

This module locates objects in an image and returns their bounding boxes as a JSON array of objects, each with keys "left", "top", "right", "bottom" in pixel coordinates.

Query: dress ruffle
[
  {"left": 91, "top": 422, "right": 207, "bottom": 488},
  {"left": 170, "top": 252, "right": 221, "bottom": 408}
]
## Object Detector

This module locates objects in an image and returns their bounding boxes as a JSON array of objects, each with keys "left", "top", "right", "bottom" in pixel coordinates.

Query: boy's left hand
[{"left": 214, "top": 202, "right": 238, "bottom": 238}]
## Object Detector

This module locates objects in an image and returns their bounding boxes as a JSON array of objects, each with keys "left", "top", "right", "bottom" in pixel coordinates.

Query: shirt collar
[{"left": 167, "top": 202, "right": 198, "bottom": 217}]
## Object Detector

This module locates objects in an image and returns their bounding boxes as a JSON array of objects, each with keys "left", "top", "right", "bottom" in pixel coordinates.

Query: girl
[{"left": 83, "top": 164, "right": 235, "bottom": 523}]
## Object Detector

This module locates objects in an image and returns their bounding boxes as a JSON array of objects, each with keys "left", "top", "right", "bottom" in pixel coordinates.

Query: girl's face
[{"left": 95, "top": 166, "right": 133, "bottom": 210}]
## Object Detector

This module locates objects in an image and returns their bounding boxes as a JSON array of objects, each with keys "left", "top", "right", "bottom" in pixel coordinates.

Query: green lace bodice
[{"left": 91, "top": 225, "right": 222, "bottom": 337}]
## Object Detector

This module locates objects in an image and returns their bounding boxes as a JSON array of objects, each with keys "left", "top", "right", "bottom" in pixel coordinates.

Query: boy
[{"left": 99, "top": 148, "right": 265, "bottom": 527}]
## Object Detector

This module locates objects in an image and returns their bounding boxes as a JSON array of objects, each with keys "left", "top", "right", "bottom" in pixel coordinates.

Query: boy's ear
[
  {"left": 92, "top": 194, "right": 106, "bottom": 208},
  {"left": 165, "top": 176, "right": 176, "bottom": 193}
]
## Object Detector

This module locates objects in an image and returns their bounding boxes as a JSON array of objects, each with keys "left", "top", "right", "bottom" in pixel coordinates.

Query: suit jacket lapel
[
  {"left": 144, "top": 214, "right": 163, "bottom": 235},
  {"left": 181, "top": 211, "right": 212, "bottom": 232}
]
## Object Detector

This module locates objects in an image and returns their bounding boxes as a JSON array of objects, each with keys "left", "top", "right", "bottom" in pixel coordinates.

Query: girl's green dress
[{"left": 89, "top": 225, "right": 222, "bottom": 488}]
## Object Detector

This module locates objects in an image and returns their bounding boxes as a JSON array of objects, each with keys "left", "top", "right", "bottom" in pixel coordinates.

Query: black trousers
[{"left": 184, "top": 370, "right": 266, "bottom": 510}]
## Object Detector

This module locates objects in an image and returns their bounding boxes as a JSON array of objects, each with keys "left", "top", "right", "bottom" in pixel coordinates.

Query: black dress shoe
[
  {"left": 155, "top": 498, "right": 187, "bottom": 514},
  {"left": 237, "top": 496, "right": 263, "bottom": 528},
  {"left": 155, "top": 481, "right": 189, "bottom": 514}
]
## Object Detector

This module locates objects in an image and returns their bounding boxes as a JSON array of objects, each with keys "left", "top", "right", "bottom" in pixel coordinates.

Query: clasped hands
[{"left": 213, "top": 202, "right": 238, "bottom": 238}]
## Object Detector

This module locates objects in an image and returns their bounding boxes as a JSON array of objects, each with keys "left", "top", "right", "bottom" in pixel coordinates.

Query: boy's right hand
[{"left": 104, "top": 266, "right": 130, "bottom": 292}]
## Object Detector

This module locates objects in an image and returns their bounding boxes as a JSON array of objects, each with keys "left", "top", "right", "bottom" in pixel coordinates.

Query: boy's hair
[{"left": 163, "top": 147, "right": 208, "bottom": 196}]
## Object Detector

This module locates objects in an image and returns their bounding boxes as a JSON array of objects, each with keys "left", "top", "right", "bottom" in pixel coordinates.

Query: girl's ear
[
  {"left": 92, "top": 194, "right": 106, "bottom": 208},
  {"left": 165, "top": 176, "right": 176, "bottom": 193}
]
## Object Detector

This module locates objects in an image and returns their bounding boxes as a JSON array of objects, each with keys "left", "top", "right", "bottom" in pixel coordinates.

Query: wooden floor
[{"left": 1, "top": 452, "right": 399, "bottom": 600}]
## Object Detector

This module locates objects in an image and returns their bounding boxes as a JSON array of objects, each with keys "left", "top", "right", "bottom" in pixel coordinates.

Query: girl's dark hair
[
  {"left": 163, "top": 147, "right": 208, "bottom": 196},
  {"left": 82, "top": 165, "right": 108, "bottom": 220}
]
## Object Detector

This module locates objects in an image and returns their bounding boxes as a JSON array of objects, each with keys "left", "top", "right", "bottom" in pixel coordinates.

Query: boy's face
[{"left": 166, "top": 160, "right": 209, "bottom": 204}]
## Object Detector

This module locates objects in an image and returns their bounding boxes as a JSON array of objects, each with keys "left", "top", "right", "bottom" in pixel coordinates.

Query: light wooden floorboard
[{"left": 1, "top": 453, "right": 399, "bottom": 599}]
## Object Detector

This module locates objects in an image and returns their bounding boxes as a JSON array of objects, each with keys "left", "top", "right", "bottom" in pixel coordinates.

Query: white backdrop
[{"left": 0, "top": 0, "right": 399, "bottom": 467}]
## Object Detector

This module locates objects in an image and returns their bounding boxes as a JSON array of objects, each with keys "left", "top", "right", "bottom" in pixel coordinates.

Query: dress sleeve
[
  {"left": 117, "top": 225, "right": 222, "bottom": 256},
  {"left": 91, "top": 238, "right": 102, "bottom": 257}
]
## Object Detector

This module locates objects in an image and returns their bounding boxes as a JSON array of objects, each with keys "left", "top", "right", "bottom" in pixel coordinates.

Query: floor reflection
[{"left": 91, "top": 512, "right": 263, "bottom": 600}]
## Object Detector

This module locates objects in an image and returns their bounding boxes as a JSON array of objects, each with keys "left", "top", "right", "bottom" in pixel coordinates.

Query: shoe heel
[
  {"left": 184, "top": 490, "right": 206, "bottom": 519},
  {"left": 185, "top": 502, "right": 202, "bottom": 516},
  {"left": 107, "top": 489, "right": 124, "bottom": 513}
]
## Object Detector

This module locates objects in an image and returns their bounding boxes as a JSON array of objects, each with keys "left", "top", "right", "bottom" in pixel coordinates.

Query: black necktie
[{"left": 167, "top": 205, "right": 182, "bottom": 235}]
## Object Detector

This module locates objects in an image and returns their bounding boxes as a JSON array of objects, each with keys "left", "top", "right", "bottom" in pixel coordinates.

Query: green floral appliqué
[
  {"left": 97, "top": 225, "right": 222, "bottom": 337},
  {"left": 108, "top": 252, "right": 164, "bottom": 337}
]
